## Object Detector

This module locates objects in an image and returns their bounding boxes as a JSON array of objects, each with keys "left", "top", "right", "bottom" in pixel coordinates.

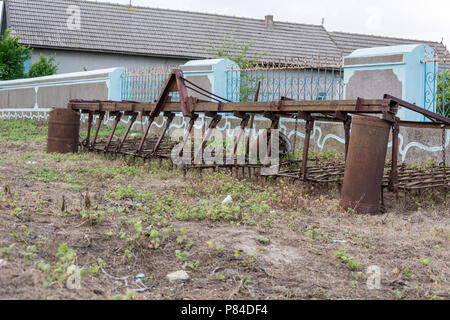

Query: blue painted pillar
[
  {"left": 180, "top": 58, "right": 239, "bottom": 102},
  {"left": 343, "top": 44, "right": 436, "bottom": 121}
]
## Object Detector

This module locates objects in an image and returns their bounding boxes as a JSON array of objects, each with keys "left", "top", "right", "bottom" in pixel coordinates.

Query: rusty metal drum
[
  {"left": 47, "top": 108, "right": 81, "bottom": 154},
  {"left": 340, "top": 115, "right": 391, "bottom": 214}
]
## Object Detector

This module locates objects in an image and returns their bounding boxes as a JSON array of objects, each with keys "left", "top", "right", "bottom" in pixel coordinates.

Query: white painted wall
[{"left": 31, "top": 48, "right": 188, "bottom": 74}]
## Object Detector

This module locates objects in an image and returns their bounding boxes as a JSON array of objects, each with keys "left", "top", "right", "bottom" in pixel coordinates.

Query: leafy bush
[
  {"left": 208, "top": 31, "right": 267, "bottom": 102},
  {"left": 0, "top": 29, "right": 32, "bottom": 80},
  {"left": 0, "top": 29, "right": 58, "bottom": 80},
  {"left": 28, "top": 53, "right": 59, "bottom": 78},
  {"left": 436, "top": 71, "right": 450, "bottom": 117}
]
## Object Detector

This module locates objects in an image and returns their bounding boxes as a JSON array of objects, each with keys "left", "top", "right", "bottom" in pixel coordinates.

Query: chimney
[{"left": 265, "top": 15, "right": 274, "bottom": 29}]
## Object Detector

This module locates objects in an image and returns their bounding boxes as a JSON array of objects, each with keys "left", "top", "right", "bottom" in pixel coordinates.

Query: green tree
[
  {"left": 28, "top": 54, "right": 59, "bottom": 78},
  {"left": 0, "top": 28, "right": 32, "bottom": 80},
  {"left": 436, "top": 71, "right": 450, "bottom": 117},
  {"left": 209, "top": 31, "right": 267, "bottom": 69},
  {"left": 207, "top": 31, "right": 267, "bottom": 101}
]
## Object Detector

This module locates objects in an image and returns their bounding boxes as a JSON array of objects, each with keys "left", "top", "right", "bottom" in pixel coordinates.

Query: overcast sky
[{"left": 92, "top": 0, "right": 450, "bottom": 47}]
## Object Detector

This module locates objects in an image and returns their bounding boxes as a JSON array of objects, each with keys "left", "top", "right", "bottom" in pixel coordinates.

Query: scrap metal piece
[
  {"left": 47, "top": 108, "right": 81, "bottom": 154},
  {"left": 340, "top": 115, "right": 391, "bottom": 214}
]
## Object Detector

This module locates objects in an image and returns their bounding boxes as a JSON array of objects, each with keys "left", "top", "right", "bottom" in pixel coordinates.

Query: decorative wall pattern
[
  {"left": 1, "top": 109, "right": 448, "bottom": 164},
  {"left": 79, "top": 112, "right": 448, "bottom": 164},
  {"left": 0, "top": 109, "right": 50, "bottom": 121}
]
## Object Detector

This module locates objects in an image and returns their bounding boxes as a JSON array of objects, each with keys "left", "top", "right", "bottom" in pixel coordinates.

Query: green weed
[{"left": 334, "top": 248, "right": 361, "bottom": 271}]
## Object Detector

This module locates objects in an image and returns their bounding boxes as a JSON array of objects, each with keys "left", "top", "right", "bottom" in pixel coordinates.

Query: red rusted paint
[
  {"left": 47, "top": 108, "right": 80, "bottom": 154},
  {"left": 340, "top": 115, "right": 391, "bottom": 214}
]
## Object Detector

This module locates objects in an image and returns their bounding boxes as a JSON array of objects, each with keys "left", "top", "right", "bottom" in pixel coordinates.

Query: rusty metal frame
[
  {"left": 70, "top": 69, "right": 449, "bottom": 199},
  {"left": 70, "top": 69, "right": 395, "bottom": 177}
]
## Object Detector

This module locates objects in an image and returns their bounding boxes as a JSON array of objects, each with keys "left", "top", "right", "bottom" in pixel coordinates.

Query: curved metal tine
[
  {"left": 152, "top": 112, "right": 176, "bottom": 155},
  {"left": 344, "top": 117, "right": 351, "bottom": 161},
  {"left": 193, "top": 113, "right": 222, "bottom": 163},
  {"left": 233, "top": 115, "right": 250, "bottom": 156},
  {"left": 266, "top": 115, "right": 280, "bottom": 158},
  {"left": 116, "top": 112, "right": 138, "bottom": 153},
  {"left": 301, "top": 120, "right": 314, "bottom": 181},
  {"left": 136, "top": 112, "right": 157, "bottom": 155},
  {"left": 91, "top": 111, "right": 105, "bottom": 150},
  {"left": 104, "top": 112, "right": 122, "bottom": 152},
  {"left": 178, "top": 114, "right": 199, "bottom": 158},
  {"left": 246, "top": 81, "right": 261, "bottom": 159},
  {"left": 83, "top": 111, "right": 94, "bottom": 147}
]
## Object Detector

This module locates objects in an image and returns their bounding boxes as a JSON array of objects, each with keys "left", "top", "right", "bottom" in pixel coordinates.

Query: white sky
[{"left": 92, "top": 0, "right": 450, "bottom": 47}]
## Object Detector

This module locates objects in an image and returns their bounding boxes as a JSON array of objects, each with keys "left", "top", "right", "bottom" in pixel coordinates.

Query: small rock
[
  {"left": 93, "top": 289, "right": 104, "bottom": 295},
  {"left": 0, "top": 259, "right": 6, "bottom": 268},
  {"left": 257, "top": 237, "right": 270, "bottom": 245},
  {"left": 222, "top": 195, "right": 233, "bottom": 204},
  {"left": 167, "top": 270, "right": 190, "bottom": 283},
  {"left": 225, "top": 269, "right": 238, "bottom": 276}
]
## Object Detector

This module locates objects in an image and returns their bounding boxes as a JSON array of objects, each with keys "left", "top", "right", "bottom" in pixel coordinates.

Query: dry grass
[{"left": 0, "top": 120, "right": 448, "bottom": 300}]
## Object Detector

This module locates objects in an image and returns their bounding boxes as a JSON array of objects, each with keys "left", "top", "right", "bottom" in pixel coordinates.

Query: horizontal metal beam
[
  {"left": 384, "top": 94, "right": 450, "bottom": 125},
  {"left": 399, "top": 121, "right": 450, "bottom": 129},
  {"left": 70, "top": 98, "right": 391, "bottom": 115}
]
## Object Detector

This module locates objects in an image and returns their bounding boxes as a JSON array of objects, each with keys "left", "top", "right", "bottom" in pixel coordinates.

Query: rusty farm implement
[{"left": 51, "top": 69, "right": 449, "bottom": 213}]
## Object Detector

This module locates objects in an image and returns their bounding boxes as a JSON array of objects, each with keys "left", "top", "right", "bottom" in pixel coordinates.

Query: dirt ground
[{"left": 0, "top": 120, "right": 448, "bottom": 300}]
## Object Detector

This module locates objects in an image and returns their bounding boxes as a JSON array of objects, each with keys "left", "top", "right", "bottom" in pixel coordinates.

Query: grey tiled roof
[
  {"left": 4, "top": 0, "right": 448, "bottom": 65},
  {"left": 329, "top": 31, "right": 448, "bottom": 59},
  {"left": 5, "top": 0, "right": 342, "bottom": 61}
]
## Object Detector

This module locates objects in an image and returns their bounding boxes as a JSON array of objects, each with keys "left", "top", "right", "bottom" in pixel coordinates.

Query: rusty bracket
[
  {"left": 152, "top": 69, "right": 193, "bottom": 118},
  {"left": 277, "top": 100, "right": 283, "bottom": 110},
  {"left": 334, "top": 111, "right": 349, "bottom": 122},
  {"left": 355, "top": 98, "right": 363, "bottom": 111},
  {"left": 176, "top": 70, "right": 194, "bottom": 117},
  {"left": 263, "top": 112, "right": 280, "bottom": 126},
  {"left": 233, "top": 111, "right": 249, "bottom": 119},
  {"left": 382, "top": 111, "right": 397, "bottom": 123},
  {"left": 297, "top": 111, "right": 313, "bottom": 122}
]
